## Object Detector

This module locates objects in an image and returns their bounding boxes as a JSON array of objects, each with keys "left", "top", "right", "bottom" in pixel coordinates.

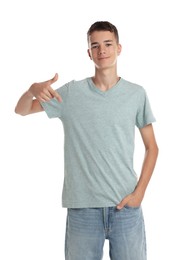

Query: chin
[
  {"left": 95, "top": 60, "right": 117, "bottom": 70},
  {"left": 96, "top": 64, "right": 115, "bottom": 70}
]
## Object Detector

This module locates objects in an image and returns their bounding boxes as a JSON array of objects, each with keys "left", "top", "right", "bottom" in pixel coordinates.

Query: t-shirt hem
[{"left": 62, "top": 201, "right": 118, "bottom": 208}]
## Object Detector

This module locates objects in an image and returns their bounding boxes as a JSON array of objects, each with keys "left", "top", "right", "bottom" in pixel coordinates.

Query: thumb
[
  {"left": 50, "top": 73, "right": 58, "bottom": 84},
  {"left": 116, "top": 195, "right": 131, "bottom": 210}
]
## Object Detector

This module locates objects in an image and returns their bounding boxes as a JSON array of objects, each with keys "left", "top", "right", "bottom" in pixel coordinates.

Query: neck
[{"left": 92, "top": 68, "right": 120, "bottom": 91}]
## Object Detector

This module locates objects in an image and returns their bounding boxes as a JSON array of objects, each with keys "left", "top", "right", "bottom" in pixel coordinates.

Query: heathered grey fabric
[{"left": 41, "top": 77, "right": 156, "bottom": 208}]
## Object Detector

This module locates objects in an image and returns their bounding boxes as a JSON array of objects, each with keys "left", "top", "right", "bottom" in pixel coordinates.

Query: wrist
[
  {"left": 133, "top": 187, "right": 145, "bottom": 200},
  {"left": 27, "top": 87, "right": 34, "bottom": 98}
]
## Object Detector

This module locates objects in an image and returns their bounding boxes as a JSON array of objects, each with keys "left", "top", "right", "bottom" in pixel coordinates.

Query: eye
[
  {"left": 105, "top": 43, "right": 112, "bottom": 47},
  {"left": 91, "top": 45, "right": 99, "bottom": 49}
]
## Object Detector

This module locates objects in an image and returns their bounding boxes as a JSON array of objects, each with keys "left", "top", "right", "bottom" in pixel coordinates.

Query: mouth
[{"left": 98, "top": 57, "right": 109, "bottom": 60}]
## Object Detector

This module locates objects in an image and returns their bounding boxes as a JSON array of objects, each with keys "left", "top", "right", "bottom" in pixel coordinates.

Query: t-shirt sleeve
[
  {"left": 40, "top": 81, "right": 72, "bottom": 119},
  {"left": 136, "top": 88, "right": 156, "bottom": 128}
]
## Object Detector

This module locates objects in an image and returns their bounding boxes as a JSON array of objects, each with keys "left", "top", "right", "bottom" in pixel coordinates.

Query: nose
[{"left": 98, "top": 45, "right": 106, "bottom": 55}]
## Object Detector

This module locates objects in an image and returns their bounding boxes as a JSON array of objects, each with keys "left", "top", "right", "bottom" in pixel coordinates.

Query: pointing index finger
[{"left": 49, "top": 87, "right": 62, "bottom": 102}]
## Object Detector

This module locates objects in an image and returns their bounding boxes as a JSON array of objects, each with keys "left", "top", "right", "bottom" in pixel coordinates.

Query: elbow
[
  {"left": 154, "top": 142, "right": 159, "bottom": 154},
  {"left": 145, "top": 143, "right": 159, "bottom": 157},
  {"left": 150, "top": 143, "right": 159, "bottom": 159},
  {"left": 14, "top": 107, "right": 28, "bottom": 116},
  {"left": 156, "top": 144, "right": 159, "bottom": 157},
  {"left": 154, "top": 144, "right": 159, "bottom": 159}
]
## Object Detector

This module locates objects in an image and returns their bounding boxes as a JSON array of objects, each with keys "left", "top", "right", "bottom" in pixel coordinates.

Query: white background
[{"left": 1, "top": 0, "right": 183, "bottom": 259}]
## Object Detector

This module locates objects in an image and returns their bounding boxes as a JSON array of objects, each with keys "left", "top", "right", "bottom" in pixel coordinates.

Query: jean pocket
[{"left": 124, "top": 204, "right": 141, "bottom": 210}]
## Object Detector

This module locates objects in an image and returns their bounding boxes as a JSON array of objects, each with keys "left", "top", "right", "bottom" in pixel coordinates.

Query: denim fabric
[{"left": 65, "top": 206, "right": 146, "bottom": 260}]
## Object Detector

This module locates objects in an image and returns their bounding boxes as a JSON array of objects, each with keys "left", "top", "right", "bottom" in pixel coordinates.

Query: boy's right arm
[{"left": 15, "top": 73, "right": 62, "bottom": 116}]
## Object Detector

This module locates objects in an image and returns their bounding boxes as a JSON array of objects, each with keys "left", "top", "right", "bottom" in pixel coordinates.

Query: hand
[
  {"left": 29, "top": 73, "right": 62, "bottom": 102},
  {"left": 116, "top": 191, "right": 144, "bottom": 210}
]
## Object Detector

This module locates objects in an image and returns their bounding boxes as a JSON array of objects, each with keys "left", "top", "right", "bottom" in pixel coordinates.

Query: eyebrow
[{"left": 91, "top": 40, "right": 113, "bottom": 46}]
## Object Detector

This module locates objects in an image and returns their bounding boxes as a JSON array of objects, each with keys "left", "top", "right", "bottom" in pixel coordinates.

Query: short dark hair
[{"left": 87, "top": 21, "right": 119, "bottom": 43}]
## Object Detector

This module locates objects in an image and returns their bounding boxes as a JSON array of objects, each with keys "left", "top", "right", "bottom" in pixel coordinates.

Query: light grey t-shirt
[{"left": 41, "top": 77, "right": 156, "bottom": 208}]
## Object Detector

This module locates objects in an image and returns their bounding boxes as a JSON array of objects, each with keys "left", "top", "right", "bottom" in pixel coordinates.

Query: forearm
[
  {"left": 134, "top": 145, "right": 159, "bottom": 198},
  {"left": 15, "top": 90, "right": 34, "bottom": 116}
]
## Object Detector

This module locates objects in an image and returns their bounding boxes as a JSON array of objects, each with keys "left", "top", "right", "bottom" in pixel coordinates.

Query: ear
[
  {"left": 87, "top": 49, "right": 92, "bottom": 60},
  {"left": 117, "top": 44, "right": 122, "bottom": 56}
]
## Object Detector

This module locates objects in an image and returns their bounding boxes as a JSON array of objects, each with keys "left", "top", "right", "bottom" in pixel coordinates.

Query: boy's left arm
[{"left": 117, "top": 124, "right": 159, "bottom": 210}]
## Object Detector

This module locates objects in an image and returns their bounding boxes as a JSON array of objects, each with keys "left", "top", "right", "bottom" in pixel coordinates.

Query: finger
[
  {"left": 49, "top": 88, "right": 62, "bottom": 102},
  {"left": 42, "top": 93, "right": 53, "bottom": 101},
  {"left": 36, "top": 89, "right": 53, "bottom": 102},
  {"left": 116, "top": 195, "right": 131, "bottom": 210},
  {"left": 116, "top": 201, "right": 125, "bottom": 210},
  {"left": 37, "top": 96, "right": 50, "bottom": 103},
  {"left": 45, "top": 73, "right": 58, "bottom": 85},
  {"left": 50, "top": 73, "right": 58, "bottom": 84},
  {"left": 41, "top": 89, "right": 54, "bottom": 99}
]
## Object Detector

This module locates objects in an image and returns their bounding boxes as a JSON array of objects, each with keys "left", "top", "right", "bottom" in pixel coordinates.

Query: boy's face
[{"left": 88, "top": 30, "right": 121, "bottom": 70}]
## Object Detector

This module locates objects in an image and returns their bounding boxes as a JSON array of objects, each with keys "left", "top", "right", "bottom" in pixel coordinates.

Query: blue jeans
[{"left": 65, "top": 206, "right": 147, "bottom": 260}]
